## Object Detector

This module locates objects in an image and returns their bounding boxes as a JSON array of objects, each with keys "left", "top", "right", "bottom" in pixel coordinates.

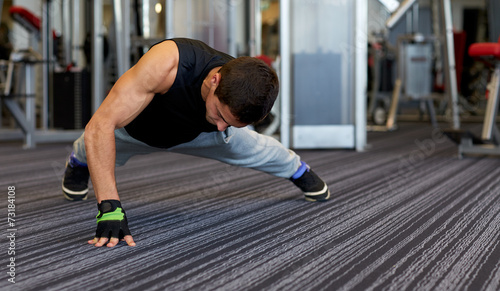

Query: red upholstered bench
[{"left": 469, "top": 36, "right": 500, "bottom": 59}]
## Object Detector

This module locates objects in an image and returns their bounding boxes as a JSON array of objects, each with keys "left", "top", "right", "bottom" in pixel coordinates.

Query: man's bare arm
[{"left": 85, "top": 40, "right": 179, "bottom": 247}]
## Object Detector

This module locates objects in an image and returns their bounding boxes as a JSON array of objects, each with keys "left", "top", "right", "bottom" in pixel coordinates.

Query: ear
[{"left": 211, "top": 72, "right": 221, "bottom": 87}]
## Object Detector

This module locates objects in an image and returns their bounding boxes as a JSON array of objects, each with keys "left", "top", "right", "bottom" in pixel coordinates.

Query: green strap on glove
[
  {"left": 95, "top": 200, "right": 131, "bottom": 240},
  {"left": 96, "top": 207, "right": 125, "bottom": 223}
]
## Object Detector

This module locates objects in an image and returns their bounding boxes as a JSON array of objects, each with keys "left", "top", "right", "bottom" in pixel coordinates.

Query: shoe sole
[
  {"left": 304, "top": 184, "right": 330, "bottom": 202},
  {"left": 62, "top": 184, "right": 88, "bottom": 201},
  {"left": 63, "top": 192, "right": 88, "bottom": 201}
]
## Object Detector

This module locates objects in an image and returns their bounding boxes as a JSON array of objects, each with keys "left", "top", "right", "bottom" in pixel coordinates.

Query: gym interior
[{"left": 1, "top": 0, "right": 500, "bottom": 290}]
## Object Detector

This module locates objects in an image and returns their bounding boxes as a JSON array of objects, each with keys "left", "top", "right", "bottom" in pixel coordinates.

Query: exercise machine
[
  {"left": 0, "top": 5, "right": 81, "bottom": 148},
  {"left": 444, "top": 36, "right": 500, "bottom": 158},
  {"left": 367, "top": 0, "right": 460, "bottom": 131}
]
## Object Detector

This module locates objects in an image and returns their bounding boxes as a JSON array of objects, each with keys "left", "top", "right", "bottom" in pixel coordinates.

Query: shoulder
[
  {"left": 130, "top": 40, "right": 179, "bottom": 94},
  {"left": 145, "top": 40, "right": 179, "bottom": 64},
  {"left": 171, "top": 38, "right": 233, "bottom": 62},
  {"left": 169, "top": 38, "right": 207, "bottom": 50}
]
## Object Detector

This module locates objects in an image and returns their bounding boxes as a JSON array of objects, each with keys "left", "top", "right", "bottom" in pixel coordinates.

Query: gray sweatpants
[{"left": 72, "top": 127, "right": 301, "bottom": 179}]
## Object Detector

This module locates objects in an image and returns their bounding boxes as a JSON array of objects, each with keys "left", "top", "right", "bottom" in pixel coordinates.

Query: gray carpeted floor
[{"left": 1, "top": 122, "right": 499, "bottom": 290}]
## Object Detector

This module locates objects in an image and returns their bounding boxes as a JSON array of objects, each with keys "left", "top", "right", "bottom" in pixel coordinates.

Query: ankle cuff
[
  {"left": 291, "top": 161, "right": 309, "bottom": 180},
  {"left": 69, "top": 152, "right": 87, "bottom": 167}
]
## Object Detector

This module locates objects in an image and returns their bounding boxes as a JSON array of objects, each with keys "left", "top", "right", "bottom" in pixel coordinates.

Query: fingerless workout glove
[{"left": 95, "top": 200, "right": 131, "bottom": 240}]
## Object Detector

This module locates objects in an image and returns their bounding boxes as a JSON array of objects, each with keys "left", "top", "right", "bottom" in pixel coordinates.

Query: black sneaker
[
  {"left": 290, "top": 165, "right": 330, "bottom": 202},
  {"left": 62, "top": 157, "right": 90, "bottom": 201}
]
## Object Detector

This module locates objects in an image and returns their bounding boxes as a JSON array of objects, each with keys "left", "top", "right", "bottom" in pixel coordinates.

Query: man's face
[{"left": 205, "top": 92, "right": 247, "bottom": 132}]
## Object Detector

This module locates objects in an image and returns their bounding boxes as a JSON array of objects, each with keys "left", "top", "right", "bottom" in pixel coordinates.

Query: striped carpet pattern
[{"left": 1, "top": 123, "right": 500, "bottom": 290}]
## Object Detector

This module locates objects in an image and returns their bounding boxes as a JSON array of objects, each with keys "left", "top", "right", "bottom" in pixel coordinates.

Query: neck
[{"left": 201, "top": 66, "right": 222, "bottom": 101}]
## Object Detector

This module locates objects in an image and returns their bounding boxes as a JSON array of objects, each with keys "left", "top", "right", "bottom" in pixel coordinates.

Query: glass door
[{"left": 280, "top": 0, "right": 366, "bottom": 150}]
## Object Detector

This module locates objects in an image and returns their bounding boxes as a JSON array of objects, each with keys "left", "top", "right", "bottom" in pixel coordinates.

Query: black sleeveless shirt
[{"left": 124, "top": 38, "right": 234, "bottom": 148}]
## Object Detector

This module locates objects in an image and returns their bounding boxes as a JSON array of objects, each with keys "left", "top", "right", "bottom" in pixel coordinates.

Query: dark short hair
[{"left": 215, "top": 56, "right": 279, "bottom": 124}]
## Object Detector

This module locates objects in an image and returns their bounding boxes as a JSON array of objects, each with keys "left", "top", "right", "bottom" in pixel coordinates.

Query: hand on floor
[{"left": 88, "top": 199, "right": 136, "bottom": 247}]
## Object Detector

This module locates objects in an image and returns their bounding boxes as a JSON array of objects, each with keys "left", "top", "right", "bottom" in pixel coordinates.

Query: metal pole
[
  {"left": 406, "top": 6, "right": 412, "bottom": 33},
  {"left": 208, "top": 0, "right": 214, "bottom": 48},
  {"left": 440, "top": 0, "right": 460, "bottom": 129},
  {"left": 91, "top": 0, "right": 104, "bottom": 113},
  {"left": 123, "top": 0, "right": 130, "bottom": 71},
  {"left": 63, "top": 0, "right": 72, "bottom": 66},
  {"left": 254, "top": 0, "right": 261, "bottom": 56},
  {"left": 279, "top": 0, "right": 290, "bottom": 148},
  {"left": 227, "top": 0, "right": 237, "bottom": 57},
  {"left": 165, "top": 0, "right": 174, "bottom": 39},
  {"left": 355, "top": 0, "right": 367, "bottom": 151},
  {"left": 432, "top": 0, "right": 443, "bottom": 88},
  {"left": 412, "top": 2, "right": 419, "bottom": 34},
  {"left": 113, "top": 0, "right": 125, "bottom": 77},
  {"left": 71, "top": 0, "right": 80, "bottom": 65},
  {"left": 25, "top": 64, "right": 35, "bottom": 148},
  {"left": 249, "top": 0, "right": 261, "bottom": 56},
  {"left": 142, "top": 0, "right": 150, "bottom": 38},
  {"left": 42, "top": 0, "right": 52, "bottom": 129}
]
